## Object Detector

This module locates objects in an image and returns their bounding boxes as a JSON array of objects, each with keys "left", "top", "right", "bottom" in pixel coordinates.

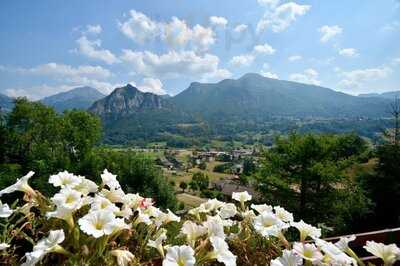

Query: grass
[{"left": 176, "top": 193, "right": 207, "bottom": 208}]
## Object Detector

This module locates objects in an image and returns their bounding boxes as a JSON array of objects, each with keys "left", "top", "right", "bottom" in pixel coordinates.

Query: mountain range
[
  {"left": 359, "top": 90, "right": 400, "bottom": 99},
  {"left": 1, "top": 74, "right": 397, "bottom": 145},
  {"left": 90, "top": 73, "right": 391, "bottom": 120},
  {"left": 87, "top": 73, "right": 394, "bottom": 144},
  {"left": 41, "top": 86, "right": 105, "bottom": 112}
]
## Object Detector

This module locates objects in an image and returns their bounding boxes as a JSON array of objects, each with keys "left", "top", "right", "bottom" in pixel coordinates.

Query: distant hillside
[
  {"left": 41, "top": 86, "right": 105, "bottom": 112},
  {"left": 89, "top": 84, "right": 172, "bottom": 118},
  {"left": 89, "top": 84, "right": 193, "bottom": 144},
  {"left": 359, "top": 90, "right": 400, "bottom": 99},
  {"left": 0, "top": 93, "right": 14, "bottom": 112},
  {"left": 172, "top": 73, "right": 390, "bottom": 119},
  {"left": 88, "top": 74, "right": 393, "bottom": 145}
]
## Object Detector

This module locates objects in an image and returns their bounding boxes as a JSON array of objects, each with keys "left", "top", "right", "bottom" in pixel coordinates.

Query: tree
[
  {"left": 383, "top": 97, "right": 400, "bottom": 145},
  {"left": 242, "top": 158, "right": 256, "bottom": 176},
  {"left": 191, "top": 172, "right": 210, "bottom": 191},
  {"left": 362, "top": 98, "right": 400, "bottom": 229},
  {"left": 256, "top": 133, "right": 370, "bottom": 233},
  {"left": 179, "top": 181, "right": 188, "bottom": 193},
  {"left": 199, "top": 161, "right": 207, "bottom": 170},
  {"left": 189, "top": 180, "right": 198, "bottom": 191},
  {"left": 62, "top": 110, "right": 102, "bottom": 164}
]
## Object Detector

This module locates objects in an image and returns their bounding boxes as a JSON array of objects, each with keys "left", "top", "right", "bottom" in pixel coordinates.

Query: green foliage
[
  {"left": 198, "top": 161, "right": 207, "bottom": 170},
  {"left": 362, "top": 143, "right": 400, "bottom": 228},
  {"left": 256, "top": 133, "right": 371, "bottom": 234},
  {"left": 191, "top": 172, "right": 209, "bottom": 191},
  {"left": 213, "top": 162, "right": 233, "bottom": 174},
  {"left": 0, "top": 99, "right": 176, "bottom": 210},
  {"left": 179, "top": 181, "right": 188, "bottom": 192},
  {"left": 242, "top": 158, "right": 256, "bottom": 176}
]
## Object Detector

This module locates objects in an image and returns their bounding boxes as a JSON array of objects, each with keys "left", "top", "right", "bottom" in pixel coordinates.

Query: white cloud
[
  {"left": 392, "top": 57, "right": 400, "bottom": 66},
  {"left": 337, "top": 66, "right": 392, "bottom": 91},
  {"left": 85, "top": 24, "right": 102, "bottom": 35},
  {"left": 200, "top": 68, "right": 232, "bottom": 82},
  {"left": 288, "top": 55, "right": 302, "bottom": 61},
  {"left": 118, "top": 10, "right": 216, "bottom": 51},
  {"left": 76, "top": 36, "right": 119, "bottom": 64},
  {"left": 257, "top": 0, "right": 280, "bottom": 8},
  {"left": 3, "top": 63, "right": 118, "bottom": 98},
  {"left": 259, "top": 63, "right": 278, "bottom": 79},
  {"left": 318, "top": 25, "right": 342, "bottom": 43},
  {"left": 14, "top": 63, "right": 112, "bottom": 80},
  {"left": 121, "top": 49, "right": 226, "bottom": 79},
  {"left": 381, "top": 20, "right": 400, "bottom": 32},
  {"left": 229, "top": 42, "right": 275, "bottom": 67},
  {"left": 338, "top": 48, "right": 359, "bottom": 57},
  {"left": 189, "top": 25, "right": 215, "bottom": 51},
  {"left": 253, "top": 43, "right": 276, "bottom": 55},
  {"left": 136, "top": 78, "right": 167, "bottom": 95},
  {"left": 209, "top": 16, "right": 228, "bottom": 28},
  {"left": 5, "top": 84, "right": 76, "bottom": 101},
  {"left": 233, "top": 24, "right": 248, "bottom": 33},
  {"left": 229, "top": 54, "right": 255, "bottom": 67},
  {"left": 261, "top": 71, "right": 279, "bottom": 79},
  {"left": 5, "top": 79, "right": 121, "bottom": 100},
  {"left": 118, "top": 10, "right": 159, "bottom": 43},
  {"left": 257, "top": 2, "right": 311, "bottom": 33},
  {"left": 289, "top": 68, "right": 321, "bottom": 85}
]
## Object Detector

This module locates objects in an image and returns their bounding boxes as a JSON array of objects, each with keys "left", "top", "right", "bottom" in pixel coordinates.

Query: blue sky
[{"left": 0, "top": 0, "right": 399, "bottom": 99}]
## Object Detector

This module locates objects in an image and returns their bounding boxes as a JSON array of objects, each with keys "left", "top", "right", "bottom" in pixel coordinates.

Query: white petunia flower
[
  {"left": 90, "top": 195, "right": 119, "bottom": 213},
  {"left": 46, "top": 207, "right": 74, "bottom": 227},
  {"left": 292, "top": 242, "right": 323, "bottom": 263},
  {"left": 73, "top": 176, "right": 98, "bottom": 195},
  {"left": 251, "top": 204, "right": 273, "bottom": 214},
  {"left": 274, "top": 206, "right": 294, "bottom": 222},
  {"left": 335, "top": 235, "right": 356, "bottom": 252},
  {"left": 181, "top": 221, "right": 207, "bottom": 247},
  {"left": 122, "top": 193, "right": 143, "bottom": 209},
  {"left": 0, "top": 171, "right": 36, "bottom": 196},
  {"left": 291, "top": 220, "right": 321, "bottom": 241},
  {"left": 203, "top": 215, "right": 226, "bottom": 239},
  {"left": 0, "top": 200, "right": 13, "bottom": 218},
  {"left": 148, "top": 228, "right": 168, "bottom": 257},
  {"left": 202, "top": 198, "right": 224, "bottom": 212},
  {"left": 136, "top": 209, "right": 152, "bottom": 225},
  {"left": 110, "top": 249, "right": 135, "bottom": 266},
  {"left": 51, "top": 187, "right": 83, "bottom": 211},
  {"left": 101, "top": 169, "right": 121, "bottom": 189},
  {"left": 188, "top": 205, "right": 207, "bottom": 220},
  {"left": 364, "top": 241, "right": 400, "bottom": 265},
  {"left": 163, "top": 245, "right": 196, "bottom": 266},
  {"left": 315, "top": 238, "right": 356, "bottom": 265},
  {"left": 164, "top": 209, "right": 181, "bottom": 224},
  {"left": 209, "top": 236, "right": 237, "bottom": 266},
  {"left": 49, "top": 171, "right": 81, "bottom": 188},
  {"left": 271, "top": 249, "right": 302, "bottom": 266},
  {"left": 218, "top": 203, "right": 237, "bottom": 219},
  {"left": 115, "top": 204, "right": 133, "bottom": 219},
  {"left": 0, "top": 242, "right": 10, "bottom": 250},
  {"left": 253, "top": 212, "right": 286, "bottom": 238},
  {"left": 110, "top": 217, "right": 131, "bottom": 233},
  {"left": 232, "top": 191, "right": 252, "bottom": 204},
  {"left": 22, "top": 230, "right": 65, "bottom": 266},
  {"left": 100, "top": 188, "right": 125, "bottom": 203},
  {"left": 78, "top": 210, "right": 116, "bottom": 238}
]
